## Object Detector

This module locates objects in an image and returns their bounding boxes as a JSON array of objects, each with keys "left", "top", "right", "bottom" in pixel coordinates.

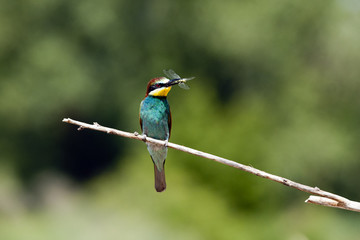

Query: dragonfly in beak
[{"left": 163, "top": 69, "right": 195, "bottom": 89}]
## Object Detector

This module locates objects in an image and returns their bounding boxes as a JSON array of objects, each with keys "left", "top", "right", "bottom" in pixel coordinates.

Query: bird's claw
[
  {"left": 164, "top": 139, "right": 168, "bottom": 147},
  {"left": 134, "top": 132, "right": 147, "bottom": 142}
]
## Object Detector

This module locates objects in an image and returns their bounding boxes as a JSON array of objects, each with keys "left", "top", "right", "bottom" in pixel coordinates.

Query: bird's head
[
  {"left": 145, "top": 70, "right": 194, "bottom": 97},
  {"left": 145, "top": 77, "right": 186, "bottom": 97},
  {"left": 145, "top": 77, "right": 172, "bottom": 97}
]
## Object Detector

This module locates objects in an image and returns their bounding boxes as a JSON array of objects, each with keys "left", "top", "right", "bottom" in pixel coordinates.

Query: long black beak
[
  {"left": 165, "top": 77, "right": 195, "bottom": 87},
  {"left": 166, "top": 78, "right": 182, "bottom": 87}
]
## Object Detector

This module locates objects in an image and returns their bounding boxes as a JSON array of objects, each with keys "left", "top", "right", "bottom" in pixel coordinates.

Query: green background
[{"left": 1, "top": 0, "right": 360, "bottom": 239}]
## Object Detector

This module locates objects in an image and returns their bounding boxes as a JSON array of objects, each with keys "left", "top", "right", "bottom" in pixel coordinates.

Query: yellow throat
[{"left": 149, "top": 86, "right": 172, "bottom": 97}]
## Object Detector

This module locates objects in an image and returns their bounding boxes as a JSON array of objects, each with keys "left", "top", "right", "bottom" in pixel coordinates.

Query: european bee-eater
[{"left": 140, "top": 70, "right": 193, "bottom": 192}]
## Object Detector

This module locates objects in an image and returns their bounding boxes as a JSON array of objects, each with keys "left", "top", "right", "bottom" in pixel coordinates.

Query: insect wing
[
  {"left": 163, "top": 69, "right": 180, "bottom": 80},
  {"left": 178, "top": 82, "right": 190, "bottom": 90}
]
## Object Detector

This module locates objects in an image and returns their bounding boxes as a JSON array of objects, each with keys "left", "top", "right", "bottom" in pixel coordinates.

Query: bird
[{"left": 139, "top": 70, "right": 193, "bottom": 192}]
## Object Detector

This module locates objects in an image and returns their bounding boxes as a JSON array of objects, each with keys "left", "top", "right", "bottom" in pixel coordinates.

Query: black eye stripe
[
  {"left": 154, "top": 83, "right": 165, "bottom": 88},
  {"left": 147, "top": 81, "right": 170, "bottom": 95}
]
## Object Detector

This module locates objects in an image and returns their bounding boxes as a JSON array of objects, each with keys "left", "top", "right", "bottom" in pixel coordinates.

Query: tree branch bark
[{"left": 62, "top": 118, "right": 360, "bottom": 213}]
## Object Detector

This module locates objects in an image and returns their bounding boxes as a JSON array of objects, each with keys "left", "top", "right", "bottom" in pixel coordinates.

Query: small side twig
[{"left": 62, "top": 118, "right": 360, "bottom": 213}]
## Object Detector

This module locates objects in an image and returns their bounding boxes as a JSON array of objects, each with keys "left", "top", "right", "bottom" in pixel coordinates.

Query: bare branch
[
  {"left": 62, "top": 118, "right": 360, "bottom": 213},
  {"left": 305, "top": 196, "right": 360, "bottom": 212}
]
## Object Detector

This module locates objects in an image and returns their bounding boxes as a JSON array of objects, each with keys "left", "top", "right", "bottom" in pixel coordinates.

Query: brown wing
[
  {"left": 139, "top": 100, "right": 143, "bottom": 132},
  {"left": 140, "top": 116, "right": 143, "bottom": 132},
  {"left": 168, "top": 107, "right": 172, "bottom": 139}
]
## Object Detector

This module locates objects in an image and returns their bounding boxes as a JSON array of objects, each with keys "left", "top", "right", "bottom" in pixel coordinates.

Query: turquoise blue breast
[{"left": 140, "top": 96, "right": 170, "bottom": 140}]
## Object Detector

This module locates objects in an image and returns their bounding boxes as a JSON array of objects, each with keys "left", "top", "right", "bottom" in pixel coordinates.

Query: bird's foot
[
  {"left": 164, "top": 139, "right": 168, "bottom": 147},
  {"left": 134, "top": 132, "right": 147, "bottom": 142}
]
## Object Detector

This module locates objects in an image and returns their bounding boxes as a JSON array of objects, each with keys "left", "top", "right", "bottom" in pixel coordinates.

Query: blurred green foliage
[{"left": 1, "top": 0, "right": 360, "bottom": 239}]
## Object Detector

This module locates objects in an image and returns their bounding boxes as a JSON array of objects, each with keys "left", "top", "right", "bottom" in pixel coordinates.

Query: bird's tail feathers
[{"left": 154, "top": 163, "right": 166, "bottom": 192}]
